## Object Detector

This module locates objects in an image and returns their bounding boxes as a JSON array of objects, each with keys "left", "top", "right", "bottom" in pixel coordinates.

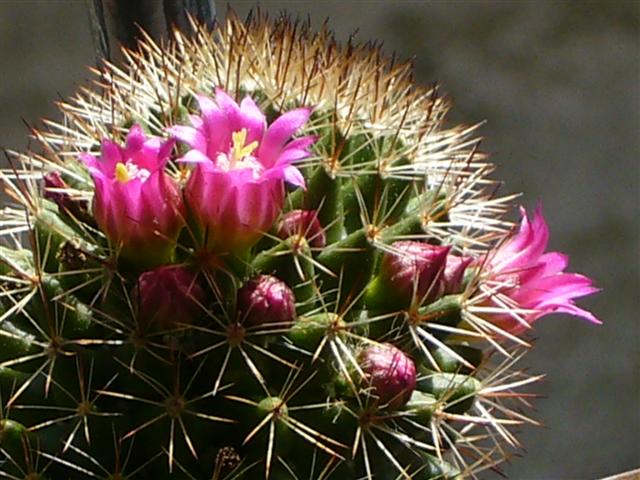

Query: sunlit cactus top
[{"left": 0, "top": 11, "right": 599, "bottom": 480}]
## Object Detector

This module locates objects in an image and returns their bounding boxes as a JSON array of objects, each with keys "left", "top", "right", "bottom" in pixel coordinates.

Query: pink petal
[
  {"left": 198, "top": 100, "right": 233, "bottom": 155},
  {"left": 539, "top": 252, "right": 569, "bottom": 275},
  {"left": 157, "top": 137, "right": 176, "bottom": 164},
  {"left": 258, "top": 108, "right": 312, "bottom": 167},
  {"left": 282, "top": 165, "right": 306, "bottom": 189},
  {"left": 167, "top": 126, "right": 207, "bottom": 153},
  {"left": 214, "top": 89, "right": 244, "bottom": 130},
  {"left": 135, "top": 137, "right": 173, "bottom": 172},
  {"left": 99, "top": 140, "right": 123, "bottom": 175},
  {"left": 196, "top": 94, "right": 221, "bottom": 120},
  {"left": 286, "top": 135, "right": 316, "bottom": 151},
  {"left": 532, "top": 273, "right": 600, "bottom": 300},
  {"left": 544, "top": 303, "right": 602, "bottom": 324},
  {"left": 189, "top": 114, "right": 204, "bottom": 130},
  {"left": 527, "top": 205, "right": 550, "bottom": 259},
  {"left": 125, "top": 124, "right": 146, "bottom": 150},
  {"left": 178, "top": 149, "right": 211, "bottom": 164},
  {"left": 239, "top": 96, "right": 266, "bottom": 143},
  {"left": 79, "top": 153, "right": 103, "bottom": 177}
]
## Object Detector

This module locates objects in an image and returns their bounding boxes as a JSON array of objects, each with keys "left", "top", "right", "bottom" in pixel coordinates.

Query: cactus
[{"left": 0, "top": 12, "right": 600, "bottom": 480}]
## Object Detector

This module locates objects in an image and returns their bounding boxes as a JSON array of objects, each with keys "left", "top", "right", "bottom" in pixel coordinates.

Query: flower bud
[
  {"left": 43, "top": 171, "right": 73, "bottom": 210},
  {"left": 277, "top": 209, "right": 326, "bottom": 247},
  {"left": 237, "top": 275, "right": 296, "bottom": 327},
  {"left": 442, "top": 254, "right": 472, "bottom": 294},
  {"left": 137, "top": 265, "right": 204, "bottom": 331},
  {"left": 358, "top": 343, "right": 416, "bottom": 409},
  {"left": 43, "top": 171, "right": 91, "bottom": 222},
  {"left": 381, "top": 241, "right": 451, "bottom": 305}
]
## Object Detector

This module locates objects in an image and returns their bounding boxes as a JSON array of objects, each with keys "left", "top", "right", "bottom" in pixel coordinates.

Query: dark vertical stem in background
[
  {"left": 86, "top": 0, "right": 216, "bottom": 63},
  {"left": 164, "top": 0, "right": 216, "bottom": 34}
]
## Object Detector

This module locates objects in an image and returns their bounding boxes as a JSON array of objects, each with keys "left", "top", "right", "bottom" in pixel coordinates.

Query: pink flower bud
[
  {"left": 443, "top": 254, "right": 472, "bottom": 294},
  {"left": 358, "top": 343, "right": 416, "bottom": 409},
  {"left": 479, "top": 205, "right": 601, "bottom": 333},
  {"left": 137, "top": 265, "right": 204, "bottom": 330},
  {"left": 80, "top": 125, "right": 184, "bottom": 267},
  {"left": 44, "top": 171, "right": 94, "bottom": 224},
  {"left": 237, "top": 275, "right": 296, "bottom": 327},
  {"left": 381, "top": 241, "right": 451, "bottom": 304},
  {"left": 44, "top": 171, "right": 73, "bottom": 210},
  {"left": 277, "top": 210, "right": 326, "bottom": 247},
  {"left": 169, "top": 89, "right": 314, "bottom": 255}
]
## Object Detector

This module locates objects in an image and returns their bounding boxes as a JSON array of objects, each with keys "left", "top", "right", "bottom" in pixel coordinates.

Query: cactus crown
[{"left": 0, "top": 12, "right": 598, "bottom": 480}]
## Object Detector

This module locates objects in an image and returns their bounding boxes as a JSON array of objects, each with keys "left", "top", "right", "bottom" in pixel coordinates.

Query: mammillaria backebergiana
[{"left": 0, "top": 12, "right": 600, "bottom": 479}]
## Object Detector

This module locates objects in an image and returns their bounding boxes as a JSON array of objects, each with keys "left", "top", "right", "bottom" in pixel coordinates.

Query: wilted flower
[
  {"left": 358, "top": 343, "right": 416, "bottom": 409},
  {"left": 80, "top": 125, "right": 183, "bottom": 267},
  {"left": 137, "top": 265, "right": 204, "bottom": 330},
  {"left": 170, "top": 89, "right": 314, "bottom": 255},
  {"left": 277, "top": 209, "right": 326, "bottom": 247},
  {"left": 481, "top": 206, "right": 601, "bottom": 333},
  {"left": 237, "top": 274, "right": 296, "bottom": 327}
]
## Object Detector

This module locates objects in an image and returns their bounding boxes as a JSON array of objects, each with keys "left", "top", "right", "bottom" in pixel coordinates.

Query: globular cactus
[{"left": 0, "top": 12, "right": 600, "bottom": 480}]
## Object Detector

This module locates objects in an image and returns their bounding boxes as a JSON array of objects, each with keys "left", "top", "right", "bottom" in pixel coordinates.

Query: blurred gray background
[{"left": 0, "top": 1, "right": 638, "bottom": 478}]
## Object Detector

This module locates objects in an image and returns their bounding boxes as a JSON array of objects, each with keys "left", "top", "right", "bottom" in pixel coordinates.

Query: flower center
[
  {"left": 114, "top": 160, "right": 151, "bottom": 184},
  {"left": 231, "top": 128, "right": 259, "bottom": 162},
  {"left": 216, "top": 128, "right": 263, "bottom": 178}
]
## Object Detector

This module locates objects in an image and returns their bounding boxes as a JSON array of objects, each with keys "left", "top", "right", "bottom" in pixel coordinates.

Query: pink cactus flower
[
  {"left": 277, "top": 209, "right": 326, "bottom": 247},
  {"left": 381, "top": 241, "right": 451, "bottom": 305},
  {"left": 80, "top": 125, "right": 184, "bottom": 267},
  {"left": 481, "top": 206, "right": 601, "bottom": 333},
  {"left": 169, "top": 88, "right": 314, "bottom": 254},
  {"left": 237, "top": 274, "right": 296, "bottom": 328},
  {"left": 137, "top": 265, "right": 204, "bottom": 331},
  {"left": 358, "top": 343, "right": 416, "bottom": 410}
]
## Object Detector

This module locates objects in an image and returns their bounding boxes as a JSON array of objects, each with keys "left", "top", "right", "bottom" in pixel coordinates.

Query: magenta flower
[
  {"left": 169, "top": 89, "right": 314, "bottom": 254},
  {"left": 80, "top": 125, "right": 184, "bottom": 267},
  {"left": 358, "top": 343, "right": 416, "bottom": 410},
  {"left": 481, "top": 206, "right": 601, "bottom": 333},
  {"left": 277, "top": 209, "right": 326, "bottom": 247},
  {"left": 137, "top": 265, "right": 204, "bottom": 331},
  {"left": 237, "top": 275, "right": 296, "bottom": 328}
]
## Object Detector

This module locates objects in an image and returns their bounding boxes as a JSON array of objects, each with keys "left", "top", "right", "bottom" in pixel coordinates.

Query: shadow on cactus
[{"left": 0, "top": 11, "right": 600, "bottom": 480}]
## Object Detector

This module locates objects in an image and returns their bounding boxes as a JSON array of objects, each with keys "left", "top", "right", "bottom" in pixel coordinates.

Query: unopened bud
[
  {"left": 137, "top": 265, "right": 204, "bottom": 331},
  {"left": 237, "top": 275, "right": 296, "bottom": 327},
  {"left": 277, "top": 210, "right": 326, "bottom": 247},
  {"left": 381, "top": 241, "right": 450, "bottom": 305},
  {"left": 442, "top": 254, "right": 472, "bottom": 294},
  {"left": 358, "top": 342, "right": 416, "bottom": 409},
  {"left": 43, "top": 171, "right": 91, "bottom": 221}
]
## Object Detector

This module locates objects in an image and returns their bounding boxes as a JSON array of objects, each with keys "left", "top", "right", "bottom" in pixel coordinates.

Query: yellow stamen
[
  {"left": 231, "top": 128, "right": 259, "bottom": 161},
  {"left": 114, "top": 162, "right": 130, "bottom": 183}
]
